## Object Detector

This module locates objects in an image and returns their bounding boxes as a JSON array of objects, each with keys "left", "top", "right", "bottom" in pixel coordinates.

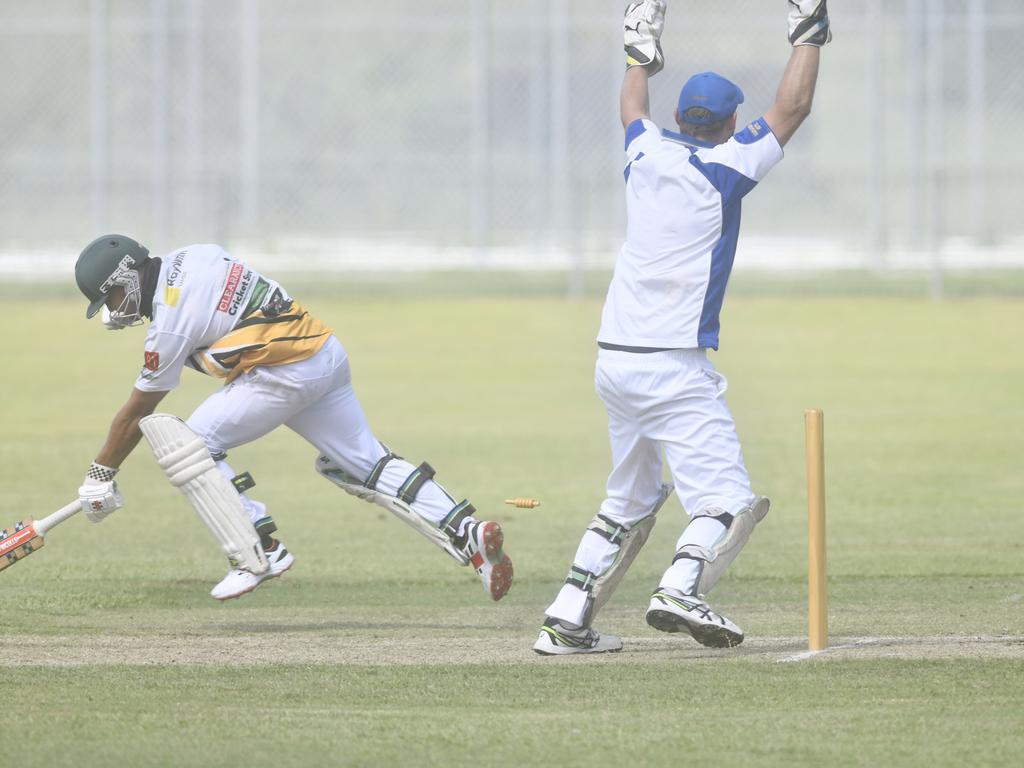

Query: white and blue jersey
[{"left": 597, "top": 117, "right": 783, "bottom": 350}]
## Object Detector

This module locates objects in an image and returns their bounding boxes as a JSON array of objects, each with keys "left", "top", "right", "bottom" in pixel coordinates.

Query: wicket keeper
[{"left": 534, "top": 0, "right": 829, "bottom": 654}]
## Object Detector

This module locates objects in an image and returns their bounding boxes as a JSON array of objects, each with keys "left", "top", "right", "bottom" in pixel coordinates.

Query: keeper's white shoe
[
  {"left": 533, "top": 619, "right": 623, "bottom": 656},
  {"left": 645, "top": 588, "right": 744, "bottom": 648},
  {"left": 210, "top": 540, "right": 295, "bottom": 601},
  {"left": 463, "top": 521, "right": 513, "bottom": 601}
]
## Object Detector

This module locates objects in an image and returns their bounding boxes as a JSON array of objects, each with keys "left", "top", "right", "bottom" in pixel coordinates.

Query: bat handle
[{"left": 35, "top": 501, "right": 82, "bottom": 537}]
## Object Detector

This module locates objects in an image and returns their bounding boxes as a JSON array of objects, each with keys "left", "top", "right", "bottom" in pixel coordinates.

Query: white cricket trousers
[
  {"left": 185, "top": 335, "right": 457, "bottom": 529},
  {"left": 596, "top": 347, "right": 755, "bottom": 523},
  {"left": 545, "top": 347, "right": 758, "bottom": 626}
]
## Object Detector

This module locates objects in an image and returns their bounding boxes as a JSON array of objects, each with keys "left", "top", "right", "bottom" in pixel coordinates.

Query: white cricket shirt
[
  {"left": 597, "top": 117, "right": 783, "bottom": 350},
  {"left": 134, "top": 244, "right": 331, "bottom": 392}
]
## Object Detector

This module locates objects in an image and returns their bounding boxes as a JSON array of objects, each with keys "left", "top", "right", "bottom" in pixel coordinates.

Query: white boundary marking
[{"left": 777, "top": 637, "right": 883, "bottom": 663}]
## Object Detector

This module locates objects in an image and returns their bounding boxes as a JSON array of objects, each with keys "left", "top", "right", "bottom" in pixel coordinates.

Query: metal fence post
[
  {"left": 471, "top": 0, "right": 491, "bottom": 266},
  {"left": 967, "top": 0, "right": 988, "bottom": 246},
  {"left": 185, "top": 0, "right": 204, "bottom": 238},
  {"left": 925, "top": 0, "right": 945, "bottom": 299},
  {"left": 529, "top": 0, "right": 549, "bottom": 251},
  {"left": 90, "top": 0, "right": 109, "bottom": 233},
  {"left": 866, "top": 0, "right": 887, "bottom": 263},
  {"left": 151, "top": 0, "right": 170, "bottom": 248},
  {"left": 239, "top": 0, "right": 260, "bottom": 241},
  {"left": 549, "top": 0, "right": 574, "bottom": 296},
  {"left": 905, "top": 0, "right": 925, "bottom": 254},
  {"left": 608, "top": 0, "right": 624, "bottom": 285}
]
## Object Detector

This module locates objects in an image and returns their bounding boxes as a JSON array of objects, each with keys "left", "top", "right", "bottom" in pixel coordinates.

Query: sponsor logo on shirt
[
  {"left": 217, "top": 263, "right": 245, "bottom": 312},
  {"left": 263, "top": 288, "right": 292, "bottom": 318},
  {"left": 165, "top": 250, "right": 186, "bottom": 307},
  {"left": 226, "top": 268, "right": 253, "bottom": 316},
  {"left": 167, "top": 250, "right": 186, "bottom": 286},
  {"left": 144, "top": 351, "right": 160, "bottom": 371},
  {"left": 242, "top": 278, "right": 270, "bottom": 318}
]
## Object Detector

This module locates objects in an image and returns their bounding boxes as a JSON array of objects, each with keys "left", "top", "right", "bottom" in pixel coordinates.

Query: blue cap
[{"left": 677, "top": 72, "right": 745, "bottom": 125}]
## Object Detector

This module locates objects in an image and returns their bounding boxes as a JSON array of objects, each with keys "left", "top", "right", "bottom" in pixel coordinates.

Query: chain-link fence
[{"left": 1, "top": 0, "right": 1022, "bottom": 280}]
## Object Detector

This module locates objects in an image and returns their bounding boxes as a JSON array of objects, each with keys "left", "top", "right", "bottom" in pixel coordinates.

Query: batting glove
[
  {"left": 788, "top": 0, "right": 832, "bottom": 47},
  {"left": 78, "top": 461, "right": 124, "bottom": 523},
  {"left": 624, "top": 0, "right": 667, "bottom": 75}
]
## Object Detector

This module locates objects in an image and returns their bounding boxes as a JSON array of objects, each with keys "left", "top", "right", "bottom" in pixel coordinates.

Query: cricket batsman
[
  {"left": 73, "top": 237, "right": 512, "bottom": 601},
  {"left": 533, "top": 1, "right": 829, "bottom": 654}
]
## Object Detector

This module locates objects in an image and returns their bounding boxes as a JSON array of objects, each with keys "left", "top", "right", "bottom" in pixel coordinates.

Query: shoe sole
[
  {"left": 480, "top": 523, "right": 513, "bottom": 601},
  {"left": 212, "top": 583, "right": 259, "bottom": 601},
  {"left": 211, "top": 557, "right": 294, "bottom": 601},
  {"left": 532, "top": 643, "right": 623, "bottom": 657},
  {"left": 266, "top": 555, "right": 295, "bottom": 581},
  {"left": 645, "top": 608, "right": 744, "bottom": 648}
]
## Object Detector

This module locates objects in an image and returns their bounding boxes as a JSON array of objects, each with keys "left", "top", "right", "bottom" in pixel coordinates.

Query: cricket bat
[{"left": 0, "top": 501, "right": 80, "bottom": 572}]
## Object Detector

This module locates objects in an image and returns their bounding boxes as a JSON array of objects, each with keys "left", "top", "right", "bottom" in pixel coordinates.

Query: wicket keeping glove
[
  {"left": 788, "top": 0, "right": 832, "bottom": 47},
  {"left": 78, "top": 461, "right": 124, "bottom": 523},
  {"left": 624, "top": 0, "right": 667, "bottom": 75}
]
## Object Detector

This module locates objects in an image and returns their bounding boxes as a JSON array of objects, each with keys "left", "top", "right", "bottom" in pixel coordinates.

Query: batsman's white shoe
[
  {"left": 533, "top": 618, "right": 623, "bottom": 656},
  {"left": 645, "top": 588, "right": 744, "bottom": 648},
  {"left": 463, "top": 521, "right": 513, "bottom": 601},
  {"left": 210, "top": 540, "right": 294, "bottom": 601}
]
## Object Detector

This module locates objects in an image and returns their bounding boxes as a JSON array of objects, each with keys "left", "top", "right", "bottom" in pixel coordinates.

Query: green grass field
[{"left": 2, "top": 289, "right": 1022, "bottom": 767}]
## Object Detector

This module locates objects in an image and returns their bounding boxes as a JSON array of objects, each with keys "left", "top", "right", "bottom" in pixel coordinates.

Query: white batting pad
[
  {"left": 315, "top": 455, "right": 469, "bottom": 565},
  {"left": 140, "top": 413, "right": 268, "bottom": 574}
]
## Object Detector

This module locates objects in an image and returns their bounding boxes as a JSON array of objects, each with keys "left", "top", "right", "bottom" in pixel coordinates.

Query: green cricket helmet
[{"left": 75, "top": 234, "right": 150, "bottom": 322}]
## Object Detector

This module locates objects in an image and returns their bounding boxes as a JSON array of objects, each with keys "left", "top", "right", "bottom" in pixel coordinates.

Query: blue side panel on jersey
[
  {"left": 689, "top": 155, "right": 759, "bottom": 205},
  {"left": 734, "top": 117, "right": 772, "bottom": 145},
  {"left": 697, "top": 199, "right": 744, "bottom": 350},
  {"left": 625, "top": 119, "right": 648, "bottom": 150},
  {"left": 623, "top": 152, "right": 645, "bottom": 182}
]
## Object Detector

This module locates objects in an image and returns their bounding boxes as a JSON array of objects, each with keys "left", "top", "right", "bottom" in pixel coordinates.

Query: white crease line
[{"left": 776, "top": 637, "right": 882, "bottom": 663}]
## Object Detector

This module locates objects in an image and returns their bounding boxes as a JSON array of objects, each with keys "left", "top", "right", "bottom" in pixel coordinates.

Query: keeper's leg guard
[
  {"left": 315, "top": 453, "right": 471, "bottom": 565},
  {"left": 545, "top": 483, "right": 673, "bottom": 628},
  {"left": 660, "top": 496, "right": 770, "bottom": 596},
  {"left": 140, "top": 413, "right": 269, "bottom": 575}
]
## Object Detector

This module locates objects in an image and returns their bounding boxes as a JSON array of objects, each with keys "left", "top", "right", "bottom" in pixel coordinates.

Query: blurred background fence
[{"left": 2, "top": 0, "right": 1022, "bottom": 292}]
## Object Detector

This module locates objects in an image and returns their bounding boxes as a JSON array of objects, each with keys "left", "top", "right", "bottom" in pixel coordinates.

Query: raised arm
[
  {"left": 621, "top": 1, "right": 666, "bottom": 129},
  {"left": 763, "top": 45, "right": 820, "bottom": 146},
  {"left": 621, "top": 66, "right": 652, "bottom": 129},
  {"left": 765, "top": 0, "right": 831, "bottom": 146}
]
